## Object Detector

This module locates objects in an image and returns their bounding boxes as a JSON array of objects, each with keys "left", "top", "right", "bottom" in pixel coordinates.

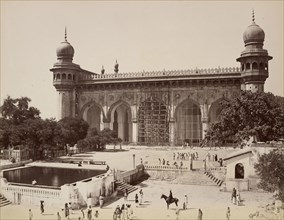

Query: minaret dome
[{"left": 56, "top": 27, "right": 74, "bottom": 62}]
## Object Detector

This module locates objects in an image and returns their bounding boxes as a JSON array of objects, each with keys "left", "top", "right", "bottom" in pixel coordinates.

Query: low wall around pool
[
  {"left": 0, "top": 165, "right": 146, "bottom": 209},
  {"left": 0, "top": 159, "right": 33, "bottom": 172},
  {"left": 0, "top": 171, "right": 115, "bottom": 209}
]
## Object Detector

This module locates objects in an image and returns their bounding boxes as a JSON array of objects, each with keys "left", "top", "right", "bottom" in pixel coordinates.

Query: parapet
[{"left": 79, "top": 67, "right": 240, "bottom": 81}]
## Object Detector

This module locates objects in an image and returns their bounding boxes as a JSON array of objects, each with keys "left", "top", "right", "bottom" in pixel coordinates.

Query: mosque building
[{"left": 50, "top": 12, "right": 272, "bottom": 146}]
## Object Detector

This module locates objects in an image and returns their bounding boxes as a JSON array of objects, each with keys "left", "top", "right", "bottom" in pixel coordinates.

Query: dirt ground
[{"left": 1, "top": 146, "right": 283, "bottom": 220}]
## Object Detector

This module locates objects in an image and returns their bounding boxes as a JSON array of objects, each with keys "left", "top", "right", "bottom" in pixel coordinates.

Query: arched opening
[
  {"left": 175, "top": 99, "right": 202, "bottom": 145},
  {"left": 241, "top": 64, "right": 245, "bottom": 71},
  {"left": 86, "top": 104, "right": 102, "bottom": 131},
  {"left": 259, "top": 63, "right": 264, "bottom": 71},
  {"left": 56, "top": 74, "right": 61, "bottom": 80},
  {"left": 68, "top": 74, "right": 72, "bottom": 80},
  {"left": 113, "top": 111, "right": 118, "bottom": 135},
  {"left": 246, "top": 63, "right": 251, "bottom": 70},
  {"left": 73, "top": 75, "right": 75, "bottom": 81},
  {"left": 235, "top": 163, "right": 244, "bottom": 179},
  {"left": 124, "top": 112, "right": 129, "bottom": 142},
  {"left": 53, "top": 74, "right": 56, "bottom": 80},
  {"left": 209, "top": 100, "right": 224, "bottom": 123},
  {"left": 138, "top": 97, "right": 168, "bottom": 145},
  {"left": 62, "top": 73, "right": 66, "bottom": 80},
  {"left": 110, "top": 103, "right": 132, "bottom": 142},
  {"left": 252, "top": 62, "right": 258, "bottom": 70}
]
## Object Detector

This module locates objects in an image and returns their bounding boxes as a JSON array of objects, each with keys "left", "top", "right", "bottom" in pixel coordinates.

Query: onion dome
[
  {"left": 243, "top": 10, "right": 265, "bottom": 46},
  {"left": 56, "top": 28, "right": 74, "bottom": 61}
]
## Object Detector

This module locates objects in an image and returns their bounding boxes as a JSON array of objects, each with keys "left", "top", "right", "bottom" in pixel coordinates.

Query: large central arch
[
  {"left": 175, "top": 99, "right": 202, "bottom": 145},
  {"left": 138, "top": 97, "right": 169, "bottom": 145}
]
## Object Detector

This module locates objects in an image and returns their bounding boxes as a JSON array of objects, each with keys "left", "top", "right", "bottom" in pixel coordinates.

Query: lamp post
[{"left": 133, "top": 154, "right": 136, "bottom": 168}]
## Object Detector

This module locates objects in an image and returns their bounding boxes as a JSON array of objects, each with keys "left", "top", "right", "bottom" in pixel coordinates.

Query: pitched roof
[{"left": 223, "top": 149, "right": 253, "bottom": 161}]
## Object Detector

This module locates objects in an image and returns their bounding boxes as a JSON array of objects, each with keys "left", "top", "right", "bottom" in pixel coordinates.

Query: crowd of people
[
  {"left": 112, "top": 188, "right": 143, "bottom": 220},
  {"left": 27, "top": 187, "right": 238, "bottom": 220},
  {"left": 173, "top": 152, "right": 199, "bottom": 161}
]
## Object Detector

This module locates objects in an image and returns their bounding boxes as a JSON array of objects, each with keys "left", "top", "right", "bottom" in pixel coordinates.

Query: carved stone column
[
  {"left": 169, "top": 119, "right": 175, "bottom": 146},
  {"left": 131, "top": 105, "right": 138, "bottom": 144},
  {"left": 132, "top": 119, "right": 138, "bottom": 144},
  {"left": 200, "top": 103, "right": 209, "bottom": 139},
  {"left": 201, "top": 117, "right": 209, "bottom": 139},
  {"left": 169, "top": 90, "right": 175, "bottom": 146}
]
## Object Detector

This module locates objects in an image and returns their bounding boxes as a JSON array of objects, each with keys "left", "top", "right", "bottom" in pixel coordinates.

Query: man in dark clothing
[{"left": 169, "top": 190, "right": 173, "bottom": 201}]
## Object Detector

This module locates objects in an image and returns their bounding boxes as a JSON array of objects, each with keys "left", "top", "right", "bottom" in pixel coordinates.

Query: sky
[{"left": 1, "top": 1, "right": 283, "bottom": 120}]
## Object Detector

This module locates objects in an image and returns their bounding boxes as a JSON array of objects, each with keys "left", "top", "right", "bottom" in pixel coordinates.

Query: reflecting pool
[{"left": 3, "top": 166, "right": 105, "bottom": 187}]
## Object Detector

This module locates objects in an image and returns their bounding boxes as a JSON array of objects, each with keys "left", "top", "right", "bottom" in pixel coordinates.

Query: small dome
[
  {"left": 56, "top": 41, "right": 74, "bottom": 60},
  {"left": 243, "top": 22, "right": 265, "bottom": 45}
]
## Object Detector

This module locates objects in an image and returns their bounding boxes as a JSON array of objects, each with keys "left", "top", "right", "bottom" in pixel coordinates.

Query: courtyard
[{"left": 1, "top": 146, "right": 281, "bottom": 220}]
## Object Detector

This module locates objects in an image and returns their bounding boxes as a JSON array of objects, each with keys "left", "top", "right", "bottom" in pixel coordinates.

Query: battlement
[{"left": 80, "top": 67, "right": 240, "bottom": 81}]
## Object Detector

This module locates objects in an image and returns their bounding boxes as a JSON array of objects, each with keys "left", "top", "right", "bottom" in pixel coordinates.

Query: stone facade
[{"left": 50, "top": 15, "right": 272, "bottom": 146}]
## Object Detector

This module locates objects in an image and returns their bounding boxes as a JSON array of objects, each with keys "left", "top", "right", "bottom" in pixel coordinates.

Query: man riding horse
[{"left": 161, "top": 191, "right": 179, "bottom": 209}]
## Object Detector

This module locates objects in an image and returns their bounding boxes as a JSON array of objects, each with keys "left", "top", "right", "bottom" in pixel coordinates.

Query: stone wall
[
  {"left": 0, "top": 159, "right": 33, "bottom": 172},
  {"left": 117, "top": 164, "right": 145, "bottom": 184},
  {"left": 223, "top": 178, "right": 249, "bottom": 191}
]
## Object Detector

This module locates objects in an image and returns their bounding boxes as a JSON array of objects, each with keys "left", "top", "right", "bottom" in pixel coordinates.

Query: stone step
[
  {"left": 0, "top": 195, "right": 12, "bottom": 207},
  {"left": 204, "top": 171, "right": 224, "bottom": 186},
  {"left": 115, "top": 181, "right": 138, "bottom": 195}
]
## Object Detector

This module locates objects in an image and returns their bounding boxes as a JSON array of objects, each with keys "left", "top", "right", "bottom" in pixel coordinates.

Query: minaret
[
  {"left": 50, "top": 28, "right": 80, "bottom": 119},
  {"left": 237, "top": 10, "right": 273, "bottom": 92}
]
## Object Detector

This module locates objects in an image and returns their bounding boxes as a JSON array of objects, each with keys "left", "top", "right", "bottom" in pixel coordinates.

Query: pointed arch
[
  {"left": 174, "top": 98, "right": 202, "bottom": 145},
  {"left": 208, "top": 98, "right": 229, "bottom": 123},
  {"left": 79, "top": 101, "right": 106, "bottom": 131},
  {"left": 107, "top": 100, "right": 132, "bottom": 142},
  {"left": 107, "top": 100, "right": 132, "bottom": 121},
  {"left": 252, "top": 62, "right": 258, "bottom": 70},
  {"left": 138, "top": 97, "right": 169, "bottom": 145},
  {"left": 246, "top": 63, "right": 251, "bottom": 70}
]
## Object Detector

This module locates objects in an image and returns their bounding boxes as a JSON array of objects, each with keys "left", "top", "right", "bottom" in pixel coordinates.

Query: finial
[
  {"left": 64, "top": 27, "right": 67, "bottom": 42},
  {"left": 101, "top": 65, "right": 105, "bottom": 75},
  {"left": 114, "top": 60, "right": 119, "bottom": 73},
  {"left": 252, "top": 9, "right": 255, "bottom": 22}
]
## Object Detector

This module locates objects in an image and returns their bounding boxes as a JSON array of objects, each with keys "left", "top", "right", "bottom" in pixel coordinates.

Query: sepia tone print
[{"left": 1, "top": 1, "right": 283, "bottom": 220}]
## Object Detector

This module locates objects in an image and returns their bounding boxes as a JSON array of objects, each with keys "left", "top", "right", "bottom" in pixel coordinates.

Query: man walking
[
  {"left": 226, "top": 207, "right": 231, "bottom": 220},
  {"left": 183, "top": 195, "right": 188, "bottom": 210},
  {"left": 124, "top": 189, "right": 128, "bottom": 201},
  {"left": 139, "top": 189, "right": 143, "bottom": 205},
  {"left": 28, "top": 209, "right": 33, "bottom": 220},
  {"left": 198, "top": 209, "right": 203, "bottom": 220}
]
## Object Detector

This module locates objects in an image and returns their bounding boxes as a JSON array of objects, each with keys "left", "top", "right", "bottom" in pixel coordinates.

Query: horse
[{"left": 161, "top": 194, "right": 179, "bottom": 209}]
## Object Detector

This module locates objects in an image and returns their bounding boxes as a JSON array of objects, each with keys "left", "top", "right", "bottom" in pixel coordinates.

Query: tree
[
  {"left": 58, "top": 117, "right": 89, "bottom": 146},
  {"left": 0, "top": 118, "right": 11, "bottom": 148},
  {"left": 78, "top": 128, "right": 121, "bottom": 151},
  {"left": 0, "top": 96, "right": 40, "bottom": 124},
  {"left": 254, "top": 149, "right": 284, "bottom": 202},
  {"left": 205, "top": 91, "right": 284, "bottom": 145},
  {"left": 0, "top": 97, "right": 68, "bottom": 159}
]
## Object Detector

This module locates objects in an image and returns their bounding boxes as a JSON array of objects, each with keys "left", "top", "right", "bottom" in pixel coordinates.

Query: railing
[
  {"left": 80, "top": 67, "right": 240, "bottom": 81},
  {"left": 1, "top": 183, "right": 60, "bottom": 199},
  {"left": 209, "top": 167, "right": 226, "bottom": 172},
  {"left": 144, "top": 165, "right": 188, "bottom": 171},
  {"left": 9, "top": 182, "right": 60, "bottom": 190}
]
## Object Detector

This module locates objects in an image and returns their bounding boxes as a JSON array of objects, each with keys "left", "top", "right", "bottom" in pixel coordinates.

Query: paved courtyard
[{"left": 1, "top": 146, "right": 282, "bottom": 220}]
